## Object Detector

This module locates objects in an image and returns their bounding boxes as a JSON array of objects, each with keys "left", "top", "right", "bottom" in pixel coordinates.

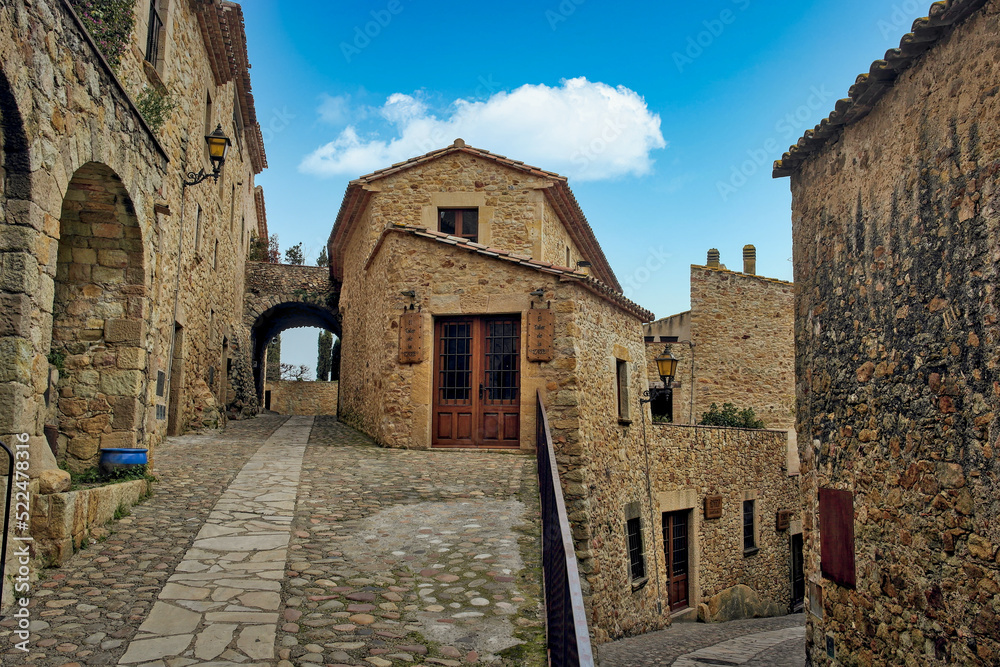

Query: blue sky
[{"left": 242, "top": 0, "right": 928, "bottom": 374}]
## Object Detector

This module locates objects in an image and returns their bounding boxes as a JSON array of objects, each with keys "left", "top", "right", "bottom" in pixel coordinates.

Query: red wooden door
[
  {"left": 433, "top": 316, "right": 520, "bottom": 448},
  {"left": 663, "top": 511, "right": 690, "bottom": 611}
]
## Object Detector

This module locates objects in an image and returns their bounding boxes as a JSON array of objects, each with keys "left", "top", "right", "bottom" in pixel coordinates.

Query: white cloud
[
  {"left": 300, "top": 78, "right": 666, "bottom": 181},
  {"left": 317, "top": 93, "right": 356, "bottom": 126}
]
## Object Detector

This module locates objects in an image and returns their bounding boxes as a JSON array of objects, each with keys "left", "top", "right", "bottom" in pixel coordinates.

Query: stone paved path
[
  {"left": 117, "top": 416, "right": 313, "bottom": 665},
  {"left": 1, "top": 415, "right": 545, "bottom": 666},
  {"left": 1, "top": 415, "right": 289, "bottom": 666},
  {"left": 597, "top": 614, "right": 805, "bottom": 667},
  {"left": 276, "top": 417, "right": 545, "bottom": 666}
]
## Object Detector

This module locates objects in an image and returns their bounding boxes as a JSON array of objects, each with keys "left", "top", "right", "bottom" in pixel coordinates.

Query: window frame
[
  {"left": 616, "top": 358, "right": 631, "bottom": 424},
  {"left": 438, "top": 208, "right": 479, "bottom": 242},
  {"left": 144, "top": 0, "right": 165, "bottom": 69},
  {"left": 626, "top": 515, "right": 646, "bottom": 586},
  {"left": 743, "top": 499, "right": 759, "bottom": 555}
]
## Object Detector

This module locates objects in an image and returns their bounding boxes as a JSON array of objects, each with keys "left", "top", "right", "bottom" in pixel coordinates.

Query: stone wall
[
  {"left": 0, "top": 0, "right": 265, "bottom": 603},
  {"left": 30, "top": 477, "right": 151, "bottom": 565},
  {"left": 267, "top": 380, "right": 338, "bottom": 416},
  {"left": 689, "top": 265, "right": 795, "bottom": 430},
  {"left": 643, "top": 264, "right": 794, "bottom": 431},
  {"left": 784, "top": 2, "right": 1000, "bottom": 664}
]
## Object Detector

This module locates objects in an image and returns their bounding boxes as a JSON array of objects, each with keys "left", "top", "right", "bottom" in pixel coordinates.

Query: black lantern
[
  {"left": 641, "top": 345, "right": 678, "bottom": 405},
  {"left": 183, "top": 124, "right": 232, "bottom": 187}
]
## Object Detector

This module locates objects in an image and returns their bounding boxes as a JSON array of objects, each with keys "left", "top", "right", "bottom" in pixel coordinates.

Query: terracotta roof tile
[{"left": 773, "top": 0, "right": 988, "bottom": 177}]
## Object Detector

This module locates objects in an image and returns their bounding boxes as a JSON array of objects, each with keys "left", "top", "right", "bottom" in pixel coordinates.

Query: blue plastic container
[{"left": 99, "top": 448, "right": 148, "bottom": 477}]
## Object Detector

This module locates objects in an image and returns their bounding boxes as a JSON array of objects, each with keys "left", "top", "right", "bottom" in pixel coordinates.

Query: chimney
[
  {"left": 743, "top": 244, "right": 756, "bottom": 275},
  {"left": 706, "top": 248, "right": 720, "bottom": 269}
]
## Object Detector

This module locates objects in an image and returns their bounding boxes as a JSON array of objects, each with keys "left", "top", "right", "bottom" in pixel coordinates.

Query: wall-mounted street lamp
[
  {"left": 401, "top": 289, "right": 417, "bottom": 310},
  {"left": 183, "top": 124, "right": 232, "bottom": 187},
  {"left": 641, "top": 345, "right": 679, "bottom": 404}
]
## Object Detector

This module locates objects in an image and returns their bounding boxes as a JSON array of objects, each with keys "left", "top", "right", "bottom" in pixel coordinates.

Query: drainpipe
[{"left": 163, "top": 178, "right": 189, "bottom": 421}]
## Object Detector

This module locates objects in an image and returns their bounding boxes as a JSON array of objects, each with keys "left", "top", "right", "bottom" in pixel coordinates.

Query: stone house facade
[
  {"left": 328, "top": 142, "right": 804, "bottom": 643},
  {"left": 0, "top": 0, "right": 266, "bottom": 571},
  {"left": 774, "top": 0, "right": 1000, "bottom": 664}
]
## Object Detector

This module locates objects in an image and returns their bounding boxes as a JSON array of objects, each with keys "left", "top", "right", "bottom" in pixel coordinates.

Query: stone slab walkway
[
  {"left": 597, "top": 613, "right": 805, "bottom": 667},
  {"left": 117, "top": 416, "right": 313, "bottom": 665}
]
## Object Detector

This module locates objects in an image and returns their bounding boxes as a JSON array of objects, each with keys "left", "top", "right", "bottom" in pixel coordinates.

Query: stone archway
[
  {"left": 249, "top": 302, "right": 340, "bottom": 401},
  {"left": 51, "top": 162, "right": 149, "bottom": 472},
  {"left": 242, "top": 261, "right": 340, "bottom": 402}
]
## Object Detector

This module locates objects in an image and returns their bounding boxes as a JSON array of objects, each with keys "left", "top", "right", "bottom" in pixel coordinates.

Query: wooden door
[
  {"left": 663, "top": 511, "right": 690, "bottom": 611},
  {"left": 433, "top": 316, "right": 520, "bottom": 448},
  {"left": 791, "top": 532, "right": 805, "bottom": 612}
]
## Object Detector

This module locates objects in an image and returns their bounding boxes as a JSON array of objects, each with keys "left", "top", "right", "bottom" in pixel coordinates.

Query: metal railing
[{"left": 536, "top": 390, "right": 594, "bottom": 666}]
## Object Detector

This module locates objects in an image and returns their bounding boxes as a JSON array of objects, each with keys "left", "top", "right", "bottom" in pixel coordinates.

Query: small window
[
  {"left": 439, "top": 208, "right": 478, "bottom": 242},
  {"left": 232, "top": 90, "right": 245, "bottom": 153},
  {"left": 626, "top": 517, "right": 645, "bottom": 582},
  {"left": 616, "top": 359, "right": 631, "bottom": 423},
  {"left": 194, "top": 205, "right": 202, "bottom": 252},
  {"left": 145, "top": 0, "right": 165, "bottom": 68},
  {"left": 565, "top": 245, "right": 571, "bottom": 267},
  {"left": 743, "top": 500, "right": 757, "bottom": 553},
  {"left": 650, "top": 387, "right": 673, "bottom": 423},
  {"left": 213, "top": 239, "right": 219, "bottom": 270}
]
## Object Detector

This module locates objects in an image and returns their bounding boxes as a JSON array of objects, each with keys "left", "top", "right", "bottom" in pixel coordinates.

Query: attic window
[{"left": 439, "top": 208, "right": 478, "bottom": 242}]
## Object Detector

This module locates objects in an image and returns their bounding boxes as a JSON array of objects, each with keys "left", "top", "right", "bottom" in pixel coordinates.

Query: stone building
[
  {"left": 644, "top": 247, "right": 795, "bottom": 431},
  {"left": 0, "top": 0, "right": 266, "bottom": 571},
  {"left": 773, "top": 0, "right": 1000, "bottom": 664},
  {"left": 327, "top": 141, "right": 804, "bottom": 643}
]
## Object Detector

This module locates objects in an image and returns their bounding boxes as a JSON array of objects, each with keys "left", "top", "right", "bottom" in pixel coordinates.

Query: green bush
[
  {"left": 699, "top": 402, "right": 765, "bottom": 429},
  {"left": 69, "top": 0, "right": 136, "bottom": 69},
  {"left": 136, "top": 86, "right": 176, "bottom": 133}
]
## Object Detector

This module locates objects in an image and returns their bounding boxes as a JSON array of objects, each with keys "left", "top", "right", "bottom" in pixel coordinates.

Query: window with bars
[
  {"left": 484, "top": 319, "right": 519, "bottom": 403},
  {"left": 145, "top": 0, "right": 164, "bottom": 67},
  {"left": 626, "top": 517, "right": 646, "bottom": 582},
  {"left": 437, "top": 321, "right": 472, "bottom": 404},
  {"left": 743, "top": 499, "right": 757, "bottom": 553},
  {"left": 439, "top": 208, "right": 479, "bottom": 241}
]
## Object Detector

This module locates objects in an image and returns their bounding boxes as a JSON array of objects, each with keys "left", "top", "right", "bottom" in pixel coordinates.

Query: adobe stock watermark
[
  {"left": 621, "top": 246, "right": 671, "bottom": 298},
  {"left": 260, "top": 107, "right": 296, "bottom": 145},
  {"left": 340, "top": 0, "right": 404, "bottom": 63},
  {"left": 570, "top": 118, "right": 625, "bottom": 175},
  {"left": 716, "top": 84, "right": 833, "bottom": 202},
  {"left": 876, "top": 1, "right": 922, "bottom": 40},
  {"left": 673, "top": 0, "right": 752, "bottom": 73},
  {"left": 546, "top": 0, "right": 585, "bottom": 31}
]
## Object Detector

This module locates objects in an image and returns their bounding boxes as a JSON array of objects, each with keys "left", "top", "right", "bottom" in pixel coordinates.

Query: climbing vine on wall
[{"left": 69, "top": 0, "right": 136, "bottom": 69}]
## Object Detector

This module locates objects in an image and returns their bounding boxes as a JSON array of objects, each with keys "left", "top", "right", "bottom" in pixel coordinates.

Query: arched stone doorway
[
  {"left": 250, "top": 301, "right": 340, "bottom": 402},
  {"left": 50, "top": 162, "right": 148, "bottom": 472}
]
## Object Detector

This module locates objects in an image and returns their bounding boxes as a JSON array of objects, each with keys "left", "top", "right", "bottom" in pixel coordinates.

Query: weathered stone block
[
  {"left": 0, "top": 294, "right": 31, "bottom": 337},
  {"left": 116, "top": 346, "right": 147, "bottom": 370},
  {"left": 110, "top": 397, "right": 142, "bottom": 431},
  {"left": 0, "top": 252, "right": 39, "bottom": 294},
  {"left": 79, "top": 413, "right": 111, "bottom": 434},
  {"left": 98, "top": 369, "right": 144, "bottom": 396},
  {"left": 104, "top": 319, "right": 145, "bottom": 344},
  {"left": 71, "top": 247, "right": 97, "bottom": 264},
  {"left": 0, "top": 338, "right": 33, "bottom": 383},
  {"left": 66, "top": 435, "right": 99, "bottom": 460},
  {"left": 97, "top": 249, "right": 129, "bottom": 268},
  {"left": 92, "top": 222, "right": 123, "bottom": 238},
  {"left": 101, "top": 431, "right": 137, "bottom": 449},
  {"left": 38, "top": 469, "right": 71, "bottom": 494},
  {"left": 91, "top": 266, "right": 125, "bottom": 284}
]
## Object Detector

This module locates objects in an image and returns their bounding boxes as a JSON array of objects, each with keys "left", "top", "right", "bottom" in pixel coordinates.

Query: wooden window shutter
[{"left": 819, "top": 488, "right": 856, "bottom": 588}]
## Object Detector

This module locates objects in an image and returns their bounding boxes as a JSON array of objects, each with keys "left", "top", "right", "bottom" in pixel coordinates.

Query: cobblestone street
[
  {"left": 597, "top": 614, "right": 805, "bottom": 667},
  {"left": 2, "top": 414, "right": 806, "bottom": 666}
]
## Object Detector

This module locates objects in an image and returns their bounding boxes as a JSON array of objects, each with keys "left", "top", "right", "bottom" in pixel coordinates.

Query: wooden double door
[{"left": 432, "top": 316, "right": 521, "bottom": 448}]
